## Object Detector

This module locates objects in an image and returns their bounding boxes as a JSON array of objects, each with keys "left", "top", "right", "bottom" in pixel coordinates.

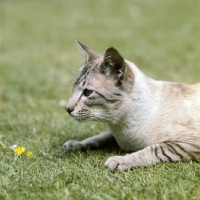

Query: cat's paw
[
  {"left": 63, "top": 140, "right": 86, "bottom": 151},
  {"left": 104, "top": 155, "right": 133, "bottom": 171}
]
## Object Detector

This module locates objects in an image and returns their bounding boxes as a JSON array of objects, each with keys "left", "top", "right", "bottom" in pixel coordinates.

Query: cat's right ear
[{"left": 76, "top": 40, "right": 98, "bottom": 63}]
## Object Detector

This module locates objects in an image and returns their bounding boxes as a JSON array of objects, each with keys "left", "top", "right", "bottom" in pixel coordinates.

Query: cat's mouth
[{"left": 70, "top": 112, "right": 90, "bottom": 122}]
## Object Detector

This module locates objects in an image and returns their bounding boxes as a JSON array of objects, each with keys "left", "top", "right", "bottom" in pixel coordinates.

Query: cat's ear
[
  {"left": 101, "top": 47, "right": 125, "bottom": 80},
  {"left": 76, "top": 40, "right": 98, "bottom": 63}
]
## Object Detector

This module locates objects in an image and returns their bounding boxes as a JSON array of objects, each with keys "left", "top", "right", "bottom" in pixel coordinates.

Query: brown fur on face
[
  {"left": 90, "top": 74, "right": 117, "bottom": 89},
  {"left": 123, "top": 63, "right": 135, "bottom": 93}
]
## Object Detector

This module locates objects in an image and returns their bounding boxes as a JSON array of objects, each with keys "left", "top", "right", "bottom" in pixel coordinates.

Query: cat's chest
[{"left": 109, "top": 125, "right": 147, "bottom": 151}]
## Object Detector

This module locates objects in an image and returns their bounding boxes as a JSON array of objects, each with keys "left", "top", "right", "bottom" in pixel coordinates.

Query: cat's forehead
[
  {"left": 73, "top": 56, "right": 103, "bottom": 86},
  {"left": 90, "top": 74, "right": 117, "bottom": 89}
]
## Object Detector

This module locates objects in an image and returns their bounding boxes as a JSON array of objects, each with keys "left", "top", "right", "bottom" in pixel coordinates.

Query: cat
[{"left": 63, "top": 41, "right": 200, "bottom": 171}]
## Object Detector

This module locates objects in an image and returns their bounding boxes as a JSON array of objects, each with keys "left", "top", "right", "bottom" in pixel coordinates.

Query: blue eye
[{"left": 84, "top": 89, "right": 93, "bottom": 97}]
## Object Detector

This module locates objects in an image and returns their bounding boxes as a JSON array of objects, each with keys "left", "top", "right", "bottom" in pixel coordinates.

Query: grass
[{"left": 1, "top": 0, "right": 200, "bottom": 199}]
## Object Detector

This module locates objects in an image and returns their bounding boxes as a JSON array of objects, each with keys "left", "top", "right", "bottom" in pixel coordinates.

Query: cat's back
[
  {"left": 147, "top": 81, "right": 200, "bottom": 136},
  {"left": 160, "top": 81, "right": 200, "bottom": 98},
  {"left": 157, "top": 81, "right": 200, "bottom": 111}
]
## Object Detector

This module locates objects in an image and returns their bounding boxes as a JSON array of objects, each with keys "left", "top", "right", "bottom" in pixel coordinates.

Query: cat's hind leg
[
  {"left": 105, "top": 141, "right": 200, "bottom": 171},
  {"left": 63, "top": 131, "right": 117, "bottom": 151}
]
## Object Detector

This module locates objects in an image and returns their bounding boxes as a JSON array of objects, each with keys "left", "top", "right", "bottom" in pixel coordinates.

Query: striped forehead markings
[{"left": 73, "top": 60, "right": 99, "bottom": 86}]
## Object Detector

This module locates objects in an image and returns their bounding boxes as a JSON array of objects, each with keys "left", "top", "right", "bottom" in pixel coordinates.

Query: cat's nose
[{"left": 65, "top": 107, "right": 74, "bottom": 114}]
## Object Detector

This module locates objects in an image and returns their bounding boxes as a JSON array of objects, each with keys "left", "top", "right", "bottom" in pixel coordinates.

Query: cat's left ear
[
  {"left": 101, "top": 47, "right": 126, "bottom": 80},
  {"left": 76, "top": 40, "right": 98, "bottom": 63}
]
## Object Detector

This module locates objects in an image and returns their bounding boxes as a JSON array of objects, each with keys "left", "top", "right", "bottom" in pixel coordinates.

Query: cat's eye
[{"left": 83, "top": 89, "right": 93, "bottom": 97}]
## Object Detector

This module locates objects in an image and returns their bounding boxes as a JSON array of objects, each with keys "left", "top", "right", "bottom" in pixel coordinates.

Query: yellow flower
[
  {"left": 26, "top": 151, "right": 33, "bottom": 157},
  {"left": 14, "top": 146, "right": 26, "bottom": 156}
]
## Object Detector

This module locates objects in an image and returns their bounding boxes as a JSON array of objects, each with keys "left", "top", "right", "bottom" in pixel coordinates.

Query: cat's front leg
[
  {"left": 104, "top": 142, "right": 198, "bottom": 171},
  {"left": 63, "top": 131, "right": 116, "bottom": 151},
  {"left": 104, "top": 144, "right": 168, "bottom": 171}
]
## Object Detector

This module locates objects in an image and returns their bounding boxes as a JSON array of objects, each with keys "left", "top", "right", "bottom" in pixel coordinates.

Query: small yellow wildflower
[
  {"left": 26, "top": 151, "right": 33, "bottom": 157},
  {"left": 14, "top": 146, "right": 26, "bottom": 156}
]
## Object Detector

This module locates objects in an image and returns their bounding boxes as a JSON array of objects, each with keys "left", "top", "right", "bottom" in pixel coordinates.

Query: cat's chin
[
  {"left": 74, "top": 117, "right": 106, "bottom": 123},
  {"left": 74, "top": 117, "right": 91, "bottom": 122}
]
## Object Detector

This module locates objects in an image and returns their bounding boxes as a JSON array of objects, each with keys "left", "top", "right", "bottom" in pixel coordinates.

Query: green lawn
[{"left": 1, "top": 0, "right": 200, "bottom": 199}]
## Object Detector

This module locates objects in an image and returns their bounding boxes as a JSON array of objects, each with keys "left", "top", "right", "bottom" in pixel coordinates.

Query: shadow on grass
[{"left": 55, "top": 145, "right": 124, "bottom": 160}]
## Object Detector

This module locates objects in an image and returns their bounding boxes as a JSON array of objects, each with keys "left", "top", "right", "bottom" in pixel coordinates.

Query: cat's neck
[
  {"left": 109, "top": 61, "right": 157, "bottom": 129},
  {"left": 126, "top": 61, "right": 156, "bottom": 112},
  {"left": 107, "top": 62, "right": 158, "bottom": 150}
]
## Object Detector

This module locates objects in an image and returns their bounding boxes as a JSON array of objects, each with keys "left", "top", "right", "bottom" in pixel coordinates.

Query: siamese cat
[{"left": 64, "top": 41, "right": 200, "bottom": 171}]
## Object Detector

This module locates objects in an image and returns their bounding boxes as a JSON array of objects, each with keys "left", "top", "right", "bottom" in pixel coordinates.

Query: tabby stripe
[
  {"left": 187, "top": 143, "right": 200, "bottom": 159},
  {"left": 151, "top": 146, "right": 159, "bottom": 161},
  {"left": 75, "top": 67, "right": 92, "bottom": 84},
  {"left": 79, "top": 75, "right": 86, "bottom": 84},
  {"left": 166, "top": 144, "right": 177, "bottom": 155},
  {"left": 183, "top": 142, "right": 200, "bottom": 152},
  {"left": 82, "top": 80, "right": 86, "bottom": 87},
  {"left": 160, "top": 146, "right": 173, "bottom": 162},
  {"left": 95, "top": 91, "right": 106, "bottom": 99},
  {"left": 150, "top": 146, "right": 154, "bottom": 155},
  {"left": 175, "top": 143, "right": 196, "bottom": 160},
  {"left": 154, "top": 146, "right": 164, "bottom": 162},
  {"left": 95, "top": 91, "right": 118, "bottom": 103},
  {"left": 165, "top": 143, "right": 185, "bottom": 159}
]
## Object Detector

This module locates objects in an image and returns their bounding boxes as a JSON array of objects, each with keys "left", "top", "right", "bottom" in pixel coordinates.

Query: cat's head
[{"left": 66, "top": 41, "right": 134, "bottom": 124}]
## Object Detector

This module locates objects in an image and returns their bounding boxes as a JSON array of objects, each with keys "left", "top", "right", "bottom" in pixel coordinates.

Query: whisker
[
  {"left": 66, "top": 64, "right": 78, "bottom": 77},
  {"left": 90, "top": 111, "right": 124, "bottom": 126},
  {"left": 90, "top": 115, "right": 108, "bottom": 127}
]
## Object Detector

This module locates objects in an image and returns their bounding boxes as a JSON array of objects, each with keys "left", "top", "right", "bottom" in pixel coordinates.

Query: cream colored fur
[
  {"left": 64, "top": 41, "right": 200, "bottom": 171},
  {"left": 109, "top": 61, "right": 200, "bottom": 151}
]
